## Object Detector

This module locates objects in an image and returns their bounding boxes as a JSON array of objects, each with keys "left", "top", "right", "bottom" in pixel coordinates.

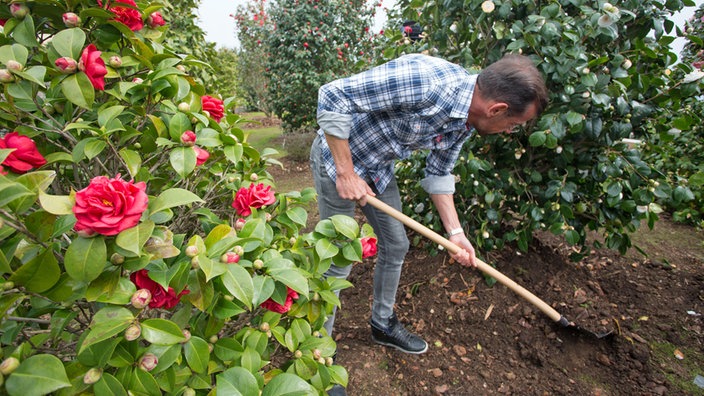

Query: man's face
[{"left": 474, "top": 102, "right": 539, "bottom": 136}]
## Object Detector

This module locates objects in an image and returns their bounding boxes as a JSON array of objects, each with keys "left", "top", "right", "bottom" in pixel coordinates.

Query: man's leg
[{"left": 310, "top": 135, "right": 355, "bottom": 336}]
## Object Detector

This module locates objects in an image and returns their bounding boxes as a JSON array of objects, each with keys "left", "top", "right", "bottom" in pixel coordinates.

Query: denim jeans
[{"left": 310, "top": 135, "right": 410, "bottom": 335}]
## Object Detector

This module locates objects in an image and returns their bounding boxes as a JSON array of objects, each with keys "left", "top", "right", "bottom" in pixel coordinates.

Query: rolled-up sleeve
[
  {"left": 420, "top": 174, "right": 456, "bottom": 194},
  {"left": 317, "top": 110, "right": 352, "bottom": 139}
]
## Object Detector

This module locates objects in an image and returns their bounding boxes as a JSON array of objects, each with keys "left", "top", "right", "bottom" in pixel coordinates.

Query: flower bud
[
  {"left": 185, "top": 245, "right": 199, "bottom": 257},
  {"left": 138, "top": 353, "right": 158, "bottom": 371},
  {"left": 132, "top": 77, "right": 143, "bottom": 84},
  {"left": 55, "top": 57, "right": 78, "bottom": 74},
  {"left": 0, "top": 70, "right": 14, "bottom": 83},
  {"left": 10, "top": 3, "right": 29, "bottom": 19},
  {"left": 131, "top": 289, "right": 152, "bottom": 309},
  {"left": 180, "top": 130, "right": 197, "bottom": 146},
  {"left": 83, "top": 368, "right": 102, "bottom": 385},
  {"left": 110, "top": 253, "right": 125, "bottom": 265},
  {"left": 183, "top": 388, "right": 196, "bottom": 396},
  {"left": 318, "top": 357, "right": 326, "bottom": 365},
  {"left": 234, "top": 218, "right": 246, "bottom": 231},
  {"left": 62, "top": 12, "right": 81, "bottom": 27},
  {"left": 312, "top": 349, "right": 321, "bottom": 360},
  {"left": 294, "top": 350, "right": 303, "bottom": 359},
  {"left": 6, "top": 60, "right": 23, "bottom": 72},
  {"left": 178, "top": 102, "right": 191, "bottom": 112},
  {"left": 220, "top": 252, "right": 240, "bottom": 264},
  {"left": 176, "top": 65, "right": 186, "bottom": 72},
  {"left": 252, "top": 259, "right": 264, "bottom": 270},
  {"left": 0, "top": 358, "right": 20, "bottom": 375},
  {"left": 124, "top": 323, "right": 141, "bottom": 341},
  {"left": 190, "top": 256, "right": 199, "bottom": 269},
  {"left": 259, "top": 322, "right": 270, "bottom": 332},
  {"left": 249, "top": 173, "right": 259, "bottom": 181},
  {"left": 109, "top": 56, "right": 122, "bottom": 68},
  {"left": 265, "top": 213, "right": 272, "bottom": 222},
  {"left": 209, "top": 335, "right": 218, "bottom": 343},
  {"left": 147, "top": 11, "right": 166, "bottom": 29},
  {"left": 181, "top": 329, "right": 191, "bottom": 343},
  {"left": 232, "top": 245, "right": 244, "bottom": 256}
]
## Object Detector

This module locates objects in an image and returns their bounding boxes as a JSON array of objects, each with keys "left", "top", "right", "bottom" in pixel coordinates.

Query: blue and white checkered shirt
[{"left": 317, "top": 54, "right": 477, "bottom": 194}]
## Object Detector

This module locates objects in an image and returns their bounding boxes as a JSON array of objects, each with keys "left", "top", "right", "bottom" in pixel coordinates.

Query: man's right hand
[{"left": 336, "top": 172, "right": 375, "bottom": 205}]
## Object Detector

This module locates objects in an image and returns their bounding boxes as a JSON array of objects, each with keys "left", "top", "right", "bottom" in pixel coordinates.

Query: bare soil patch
[{"left": 269, "top": 154, "right": 704, "bottom": 396}]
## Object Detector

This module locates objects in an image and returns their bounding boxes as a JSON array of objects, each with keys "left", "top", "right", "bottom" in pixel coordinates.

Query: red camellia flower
[
  {"left": 0, "top": 19, "right": 7, "bottom": 27},
  {"left": 201, "top": 95, "right": 224, "bottom": 122},
  {"left": 193, "top": 146, "right": 209, "bottom": 166},
  {"left": 260, "top": 287, "right": 299, "bottom": 313},
  {"left": 361, "top": 237, "right": 378, "bottom": 258},
  {"left": 147, "top": 11, "right": 165, "bottom": 28},
  {"left": 98, "top": 0, "right": 144, "bottom": 31},
  {"left": 130, "top": 269, "right": 189, "bottom": 309},
  {"left": 78, "top": 44, "right": 108, "bottom": 90},
  {"left": 72, "top": 175, "right": 148, "bottom": 236},
  {"left": 0, "top": 132, "right": 47, "bottom": 174},
  {"left": 231, "top": 183, "right": 276, "bottom": 217}
]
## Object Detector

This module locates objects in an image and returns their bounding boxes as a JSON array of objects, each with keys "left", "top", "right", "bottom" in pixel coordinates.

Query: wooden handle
[{"left": 364, "top": 195, "right": 562, "bottom": 323}]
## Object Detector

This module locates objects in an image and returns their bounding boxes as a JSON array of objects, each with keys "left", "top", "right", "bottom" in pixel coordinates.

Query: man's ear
[{"left": 487, "top": 102, "right": 509, "bottom": 117}]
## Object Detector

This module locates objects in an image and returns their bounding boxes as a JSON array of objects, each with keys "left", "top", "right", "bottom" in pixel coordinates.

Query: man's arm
[
  {"left": 324, "top": 134, "right": 375, "bottom": 205},
  {"left": 430, "top": 193, "right": 477, "bottom": 267}
]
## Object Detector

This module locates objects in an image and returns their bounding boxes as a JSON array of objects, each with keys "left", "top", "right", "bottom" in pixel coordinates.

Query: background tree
[
  {"left": 389, "top": 0, "right": 701, "bottom": 259},
  {"left": 209, "top": 47, "right": 241, "bottom": 102},
  {"left": 233, "top": 0, "right": 275, "bottom": 115},
  {"left": 262, "top": 0, "right": 384, "bottom": 132}
]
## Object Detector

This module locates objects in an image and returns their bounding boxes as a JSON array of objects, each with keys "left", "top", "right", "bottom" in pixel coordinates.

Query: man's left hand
[{"left": 448, "top": 233, "right": 477, "bottom": 268}]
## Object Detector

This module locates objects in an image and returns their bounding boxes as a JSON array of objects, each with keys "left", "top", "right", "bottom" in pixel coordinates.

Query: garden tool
[{"left": 365, "top": 194, "right": 613, "bottom": 340}]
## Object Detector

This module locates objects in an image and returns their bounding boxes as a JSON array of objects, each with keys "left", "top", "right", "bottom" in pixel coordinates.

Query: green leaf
[
  {"left": 79, "top": 307, "right": 134, "bottom": 354},
  {"left": 84, "top": 139, "right": 107, "bottom": 160},
  {"left": 261, "top": 373, "right": 317, "bottom": 396},
  {"left": 64, "top": 236, "right": 107, "bottom": 282},
  {"left": 61, "top": 72, "right": 95, "bottom": 110},
  {"left": 98, "top": 105, "right": 126, "bottom": 127},
  {"left": 8, "top": 246, "right": 60, "bottom": 293},
  {"left": 0, "top": 178, "right": 33, "bottom": 208},
  {"left": 93, "top": 373, "right": 128, "bottom": 396},
  {"left": 168, "top": 112, "right": 192, "bottom": 140},
  {"left": 12, "top": 16, "right": 38, "bottom": 47},
  {"left": 149, "top": 188, "right": 204, "bottom": 215},
  {"left": 50, "top": 28, "right": 86, "bottom": 59},
  {"left": 315, "top": 239, "right": 339, "bottom": 260},
  {"left": 286, "top": 207, "right": 308, "bottom": 226},
  {"left": 129, "top": 367, "right": 161, "bottom": 396},
  {"left": 528, "top": 131, "right": 547, "bottom": 147},
  {"left": 169, "top": 146, "right": 197, "bottom": 178},
  {"left": 116, "top": 220, "right": 155, "bottom": 256},
  {"left": 38, "top": 190, "right": 74, "bottom": 215},
  {"left": 329, "top": 215, "right": 359, "bottom": 239},
  {"left": 141, "top": 319, "right": 187, "bottom": 345},
  {"left": 216, "top": 367, "right": 260, "bottom": 396},
  {"left": 269, "top": 268, "right": 309, "bottom": 297},
  {"left": 220, "top": 264, "right": 254, "bottom": 310},
  {"left": 119, "top": 148, "right": 142, "bottom": 179},
  {"left": 4, "top": 354, "right": 71, "bottom": 396},
  {"left": 184, "top": 336, "right": 210, "bottom": 373},
  {"left": 0, "top": 44, "right": 29, "bottom": 65}
]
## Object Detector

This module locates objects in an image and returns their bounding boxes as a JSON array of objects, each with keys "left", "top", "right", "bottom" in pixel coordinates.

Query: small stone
[
  {"left": 596, "top": 353, "right": 611, "bottom": 366},
  {"left": 429, "top": 368, "right": 443, "bottom": 377},
  {"left": 435, "top": 384, "right": 449, "bottom": 394},
  {"left": 505, "top": 372, "right": 517, "bottom": 381},
  {"left": 453, "top": 345, "right": 467, "bottom": 356}
]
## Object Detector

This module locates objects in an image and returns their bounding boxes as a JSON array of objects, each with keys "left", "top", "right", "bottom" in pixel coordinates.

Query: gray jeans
[{"left": 310, "top": 135, "right": 410, "bottom": 335}]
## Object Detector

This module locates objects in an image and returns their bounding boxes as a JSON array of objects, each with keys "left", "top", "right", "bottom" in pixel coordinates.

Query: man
[{"left": 311, "top": 53, "right": 547, "bottom": 393}]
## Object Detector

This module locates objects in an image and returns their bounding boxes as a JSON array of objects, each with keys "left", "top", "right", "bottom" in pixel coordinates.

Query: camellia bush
[
  {"left": 0, "top": 1, "right": 378, "bottom": 395},
  {"left": 390, "top": 0, "right": 702, "bottom": 259}
]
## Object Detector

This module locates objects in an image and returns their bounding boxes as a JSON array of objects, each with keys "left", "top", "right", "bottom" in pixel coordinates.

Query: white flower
[
  {"left": 682, "top": 70, "right": 704, "bottom": 84},
  {"left": 622, "top": 59, "right": 632, "bottom": 69},
  {"left": 450, "top": 22, "right": 458, "bottom": 33},
  {"left": 667, "top": 128, "right": 681, "bottom": 136},
  {"left": 598, "top": 14, "right": 614, "bottom": 27},
  {"left": 481, "top": 1, "right": 495, "bottom": 13},
  {"left": 636, "top": 205, "right": 648, "bottom": 213}
]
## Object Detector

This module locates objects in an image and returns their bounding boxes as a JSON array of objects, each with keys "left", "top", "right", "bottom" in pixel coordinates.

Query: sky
[{"left": 197, "top": 0, "right": 702, "bottom": 54}]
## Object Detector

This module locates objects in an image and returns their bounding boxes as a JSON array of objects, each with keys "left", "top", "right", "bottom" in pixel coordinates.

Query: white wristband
[{"left": 447, "top": 227, "right": 464, "bottom": 237}]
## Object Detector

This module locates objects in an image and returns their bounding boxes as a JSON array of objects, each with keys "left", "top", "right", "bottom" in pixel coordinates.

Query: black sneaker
[{"left": 370, "top": 312, "right": 428, "bottom": 354}]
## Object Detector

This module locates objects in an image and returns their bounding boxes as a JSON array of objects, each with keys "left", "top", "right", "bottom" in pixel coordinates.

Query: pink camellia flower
[
  {"left": 403, "top": 25, "right": 413, "bottom": 34},
  {"left": 180, "top": 130, "right": 196, "bottom": 146},
  {"left": 130, "top": 269, "right": 189, "bottom": 309},
  {"left": 98, "top": 0, "right": 144, "bottom": 31},
  {"left": 10, "top": 3, "right": 29, "bottom": 19},
  {"left": 72, "top": 175, "right": 148, "bottom": 236},
  {"left": 693, "top": 60, "right": 704, "bottom": 70},
  {"left": 55, "top": 57, "right": 78, "bottom": 74},
  {"left": 78, "top": 44, "right": 107, "bottom": 90},
  {"left": 260, "top": 287, "right": 299, "bottom": 313},
  {"left": 0, "top": 132, "right": 47, "bottom": 174},
  {"left": 361, "top": 237, "right": 378, "bottom": 259},
  {"left": 193, "top": 146, "right": 209, "bottom": 166},
  {"left": 201, "top": 95, "right": 224, "bottom": 122},
  {"left": 62, "top": 12, "right": 81, "bottom": 27},
  {"left": 232, "top": 183, "right": 276, "bottom": 217},
  {"left": 147, "top": 11, "right": 165, "bottom": 28}
]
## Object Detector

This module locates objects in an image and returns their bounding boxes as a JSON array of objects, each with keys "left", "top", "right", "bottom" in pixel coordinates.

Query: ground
[{"left": 263, "top": 132, "right": 704, "bottom": 395}]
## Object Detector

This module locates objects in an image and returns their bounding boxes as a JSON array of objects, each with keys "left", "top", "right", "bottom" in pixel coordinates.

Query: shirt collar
[{"left": 450, "top": 74, "right": 478, "bottom": 120}]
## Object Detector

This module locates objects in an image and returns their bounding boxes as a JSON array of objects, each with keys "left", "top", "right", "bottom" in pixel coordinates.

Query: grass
[
  {"left": 651, "top": 342, "right": 704, "bottom": 395},
  {"left": 244, "top": 126, "right": 287, "bottom": 156}
]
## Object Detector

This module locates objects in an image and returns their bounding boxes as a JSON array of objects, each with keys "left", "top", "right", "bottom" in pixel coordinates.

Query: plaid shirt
[{"left": 317, "top": 54, "right": 477, "bottom": 194}]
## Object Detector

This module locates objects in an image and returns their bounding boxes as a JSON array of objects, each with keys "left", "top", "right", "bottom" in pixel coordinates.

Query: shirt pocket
[{"left": 393, "top": 114, "right": 430, "bottom": 147}]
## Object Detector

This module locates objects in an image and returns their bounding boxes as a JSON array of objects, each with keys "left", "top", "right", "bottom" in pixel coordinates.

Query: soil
[{"left": 268, "top": 156, "right": 704, "bottom": 396}]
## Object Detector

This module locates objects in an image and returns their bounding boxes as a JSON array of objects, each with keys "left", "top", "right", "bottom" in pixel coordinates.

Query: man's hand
[
  {"left": 336, "top": 173, "right": 375, "bottom": 205},
  {"left": 448, "top": 233, "right": 477, "bottom": 268}
]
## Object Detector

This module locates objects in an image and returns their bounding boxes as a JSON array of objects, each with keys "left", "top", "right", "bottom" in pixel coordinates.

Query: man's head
[{"left": 468, "top": 54, "right": 548, "bottom": 135}]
